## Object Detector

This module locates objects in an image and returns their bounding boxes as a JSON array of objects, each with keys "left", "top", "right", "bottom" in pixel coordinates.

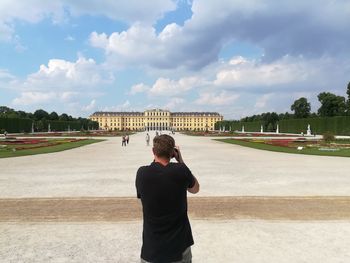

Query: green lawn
[
  {"left": 216, "top": 139, "right": 350, "bottom": 157},
  {"left": 0, "top": 139, "right": 103, "bottom": 158}
]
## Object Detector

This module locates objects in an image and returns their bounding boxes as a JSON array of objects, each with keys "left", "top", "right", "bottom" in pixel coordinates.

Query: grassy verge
[
  {"left": 0, "top": 139, "right": 103, "bottom": 158},
  {"left": 216, "top": 139, "right": 350, "bottom": 157}
]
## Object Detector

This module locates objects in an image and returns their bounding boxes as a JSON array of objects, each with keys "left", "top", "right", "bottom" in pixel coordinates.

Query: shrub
[{"left": 323, "top": 132, "right": 335, "bottom": 143}]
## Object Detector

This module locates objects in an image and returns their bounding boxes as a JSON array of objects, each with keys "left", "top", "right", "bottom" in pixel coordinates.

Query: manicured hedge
[
  {"left": 216, "top": 120, "right": 262, "bottom": 132},
  {"left": 279, "top": 116, "right": 350, "bottom": 135},
  {"left": 0, "top": 118, "right": 32, "bottom": 133},
  {"left": 216, "top": 116, "right": 350, "bottom": 135},
  {"left": 42, "top": 120, "right": 99, "bottom": 131},
  {"left": 0, "top": 118, "right": 99, "bottom": 133}
]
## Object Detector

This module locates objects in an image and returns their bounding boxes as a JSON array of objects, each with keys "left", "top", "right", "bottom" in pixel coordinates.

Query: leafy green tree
[
  {"left": 291, "top": 97, "right": 311, "bottom": 118},
  {"left": 34, "top": 109, "right": 49, "bottom": 120},
  {"left": 317, "top": 92, "right": 346, "bottom": 117},
  {"left": 0, "top": 106, "right": 15, "bottom": 117},
  {"left": 262, "top": 112, "right": 279, "bottom": 131},
  {"left": 278, "top": 112, "right": 293, "bottom": 120},
  {"left": 17, "top": 110, "right": 28, "bottom": 118},
  {"left": 6, "top": 112, "right": 19, "bottom": 118},
  {"left": 59, "top": 113, "right": 69, "bottom": 121},
  {"left": 49, "top": 111, "right": 59, "bottom": 120}
]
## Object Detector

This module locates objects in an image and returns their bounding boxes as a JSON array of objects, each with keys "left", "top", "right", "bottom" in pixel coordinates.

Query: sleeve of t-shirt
[
  {"left": 183, "top": 165, "right": 195, "bottom": 189},
  {"left": 135, "top": 168, "right": 141, "bottom": 199}
]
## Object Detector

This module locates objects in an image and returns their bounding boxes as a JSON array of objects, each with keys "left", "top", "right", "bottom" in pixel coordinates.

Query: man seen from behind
[{"left": 136, "top": 134, "right": 200, "bottom": 263}]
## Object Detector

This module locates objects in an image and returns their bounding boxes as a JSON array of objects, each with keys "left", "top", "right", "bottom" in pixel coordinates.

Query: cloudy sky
[{"left": 0, "top": 0, "right": 349, "bottom": 119}]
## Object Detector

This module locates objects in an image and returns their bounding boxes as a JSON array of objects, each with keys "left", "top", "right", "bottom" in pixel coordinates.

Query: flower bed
[
  {"left": 182, "top": 131, "right": 303, "bottom": 137},
  {"left": 241, "top": 138, "right": 319, "bottom": 148},
  {"left": 0, "top": 138, "right": 85, "bottom": 151},
  {"left": 0, "top": 139, "right": 48, "bottom": 145}
]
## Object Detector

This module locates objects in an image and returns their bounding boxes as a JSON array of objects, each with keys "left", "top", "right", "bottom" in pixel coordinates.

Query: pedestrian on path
[
  {"left": 136, "top": 135, "right": 200, "bottom": 262},
  {"left": 126, "top": 135, "right": 129, "bottom": 144},
  {"left": 122, "top": 135, "right": 126, "bottom": 146},
  {"left": 145, "top": 133, "right": 150, "bottom": 146}
]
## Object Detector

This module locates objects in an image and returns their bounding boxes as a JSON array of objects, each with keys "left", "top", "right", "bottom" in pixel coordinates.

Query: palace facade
[{"left": 89, "top": 109, "right": 223, "bottom": 131}]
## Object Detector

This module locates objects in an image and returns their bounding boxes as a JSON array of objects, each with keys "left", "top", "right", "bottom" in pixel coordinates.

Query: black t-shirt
[{"left": 136, "top": 161, "right": 195, "bottom": 262}]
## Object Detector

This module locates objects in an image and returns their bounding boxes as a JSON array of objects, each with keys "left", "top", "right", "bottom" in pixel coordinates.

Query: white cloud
[
  {"left": 214, "top": 56, "right": 308, "bottom": 88},
  {"left": 0, "top": 69, "right": 15, "bottom": 81},
  {"left": 195, "top": 91, "right": 239, "bottom": 106},
  {"left": 149, "top": 76, "right": 203, "bottom": 96},
  {"left": 89, "top": 0, "right": 350, "bottom": 71},
  {"left": 90, "top": 24, "right": 163, "bottom": 67},
  {"left": 121, "top": 100, "right": 130, "bottom": 108},
  {"left": 12, "top": 92, "right": 56, "bottom": 106},
  {"left": 7, "top": 57, "right": 112, "bottom": 115},
  {"left": 82, "top": 99, "right": 96, "bottom": 112},
  {"left": 164, "top": 97, "right": 185, "bottom": 109},
  {"left": 254, "top": 93, "right": 273, "bottom": 109},
  {"left": 0, "top": 1, "right": 65, "bottom": 43},
  {"left": 102, "top": 100, "right": 132, "bottom": 112},
  {"left": 0, "top": 21, "right": 13, "bottom": 42},
  {"left": 0, "top": 1, "right": 64, "bottom": 24},
  {"left": 21, "top": 56, "right": 113, "bottom": 91},
  {"left": 11, "top": 91, "right": 87, "bottom": 106},
  {"left": 64, "top": 35, "right": 75, "bottom": 41},
  {"left": 129, "top": 83, "right": 150, "bottom": 95},
  {"left": 60, "top": 91, "right": 79, "bottom": 102},
  {"left": 213, "top": 55, "right": 348, "bottom": 93},
  {"left": 0, "top": 0, "right": 176, "bottom": 44}
]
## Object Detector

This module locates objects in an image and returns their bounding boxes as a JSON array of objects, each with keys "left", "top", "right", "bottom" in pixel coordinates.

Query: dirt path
[{"left": 1, "top": 196, "right": 350, "bottom": 222}]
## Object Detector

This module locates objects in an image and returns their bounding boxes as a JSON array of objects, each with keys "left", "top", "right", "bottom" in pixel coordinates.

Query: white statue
[
  {"left": 307, "top": 124, "right": 311, "bottom": 136},
  {"left": 260, "top": 125, "right": 263, "bottom": 133}
]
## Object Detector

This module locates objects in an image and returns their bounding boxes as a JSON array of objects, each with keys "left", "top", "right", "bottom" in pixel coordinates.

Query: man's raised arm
[{"left": 173, "top": 146, "right": 200, "bottom": 194}]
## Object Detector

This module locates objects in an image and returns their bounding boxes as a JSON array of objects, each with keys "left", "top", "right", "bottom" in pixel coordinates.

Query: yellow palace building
[{"left": 89, "top": 109, "right": 223, "bottom": 131}]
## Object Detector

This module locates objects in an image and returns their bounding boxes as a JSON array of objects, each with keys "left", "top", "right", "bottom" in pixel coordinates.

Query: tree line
[
  {"left": 0, "top": 106, "right": 83, "bottom": 122},
  {"left": 240, "top": 82, "right": 350, "bottom": 124},
  {"left": 0, "top": 106, "right": 98, "bottom": 132}
]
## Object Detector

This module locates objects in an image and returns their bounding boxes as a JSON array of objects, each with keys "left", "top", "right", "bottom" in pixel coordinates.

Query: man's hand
[{"left": 173, "top": 146, "right": 184, "bottom": 163}]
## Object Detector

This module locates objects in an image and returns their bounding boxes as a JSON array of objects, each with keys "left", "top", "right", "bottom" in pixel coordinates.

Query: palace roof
[{"left": 91, "top": 111, "right": 222, "bottom": 117}]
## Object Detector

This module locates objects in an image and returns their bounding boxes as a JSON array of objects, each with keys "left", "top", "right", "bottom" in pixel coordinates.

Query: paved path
[
  {"left": 2, "top": 132, "right": 350, "bottom": 262},
  {"left": 1, "top": 131, "right": 350, "bottom": 197},
  {"left": 2, "top": 221, "right": 350, "bottom": 263},
  {"left": 2, "top": 196, "right": 350, "bottom": 222}
]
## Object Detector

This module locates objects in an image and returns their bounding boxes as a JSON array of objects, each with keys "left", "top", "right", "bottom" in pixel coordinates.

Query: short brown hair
[{"left": 153, "top": 134, "right": 175, "bottom": 159}]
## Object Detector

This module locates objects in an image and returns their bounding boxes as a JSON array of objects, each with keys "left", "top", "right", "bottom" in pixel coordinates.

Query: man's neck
[{"left": 154, "top": 156, "right": 170, "bottom": 166}]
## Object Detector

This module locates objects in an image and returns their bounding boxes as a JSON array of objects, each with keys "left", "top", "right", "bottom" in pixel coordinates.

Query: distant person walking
[
  {"left": 146, "top": 133, "right": 150, "bottom": 146},
  {"left": 126, "top": 135, "right": 129, "bottom": 144},
  {"left": 136, "top": 135, "right": 200, "bottom": 262},
  {"left": 122, "top": 136, "right": 126, "bottom": 147}
]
